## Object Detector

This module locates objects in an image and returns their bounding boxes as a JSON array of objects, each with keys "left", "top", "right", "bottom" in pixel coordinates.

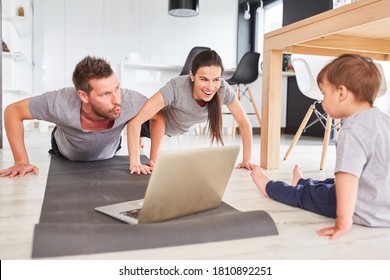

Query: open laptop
[{"left": 95, "top": 145, "right": 240, "bottom": 224}]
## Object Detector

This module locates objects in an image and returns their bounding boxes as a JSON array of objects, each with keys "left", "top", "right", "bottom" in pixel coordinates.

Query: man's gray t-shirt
[
  {"left": 159, "top": 75, "right": 236, "bottom": 136},
  {"left": 335, "top": 108, "right": 390, "bottom": 227},
  {"left": 29, "top": 88, "right": 147, "bottom": 161}
]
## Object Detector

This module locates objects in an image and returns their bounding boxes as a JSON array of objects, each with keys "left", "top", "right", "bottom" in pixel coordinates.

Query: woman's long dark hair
[{"left": 190, "top": 50, "right": 224, "bottom": 145}]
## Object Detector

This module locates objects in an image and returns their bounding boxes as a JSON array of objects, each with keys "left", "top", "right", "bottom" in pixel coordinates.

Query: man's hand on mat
[
  {"left": 236, "top": 160, "right": 256, "bottom": 171},
  {"left": 130, "top": 163, "right": 152, "bottom": 175},
  {"left": 0, "top": 163, "right": 39, "bottom": 178}
]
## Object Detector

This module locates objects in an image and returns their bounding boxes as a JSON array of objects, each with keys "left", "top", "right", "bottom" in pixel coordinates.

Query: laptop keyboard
[{"left": 120, "top": 208, "right": 141, "bottom": 219}]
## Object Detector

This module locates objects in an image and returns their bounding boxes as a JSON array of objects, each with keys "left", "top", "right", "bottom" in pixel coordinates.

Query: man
[{"left": 0, "top": 56, "right": 147, "bottom": 178}]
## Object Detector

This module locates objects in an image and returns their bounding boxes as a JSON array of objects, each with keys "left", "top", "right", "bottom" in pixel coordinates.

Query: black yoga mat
[{"left": 32, "top": 156, "right": 278, "bottom": 258}]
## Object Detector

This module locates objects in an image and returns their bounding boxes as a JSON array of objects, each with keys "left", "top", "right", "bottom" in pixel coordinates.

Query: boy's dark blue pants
[{"left": 266, "top": 178, "right": 336, "bottom": 218}]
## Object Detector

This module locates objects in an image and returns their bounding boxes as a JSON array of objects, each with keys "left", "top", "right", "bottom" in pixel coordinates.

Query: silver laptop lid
[{"left": 138, "top": 145, "right": 240, "bottom": 223}]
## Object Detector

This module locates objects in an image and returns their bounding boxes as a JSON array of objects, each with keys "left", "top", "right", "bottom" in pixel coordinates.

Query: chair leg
[
  {"left": 246, "top": 85, "right": 261, "bottom": 127},
  {"left": 284, "top": 104, "right": 315, "bottom": 160},
  {"left": 232, "top": 85, "right": 240, "bottom": 138},
  {"left": 335, "top": 118, "right": 342, "bottom": 140},
  {"left": 194, "top": 123, "right": 202, "bottom": 135},
  {"left": 320, "top": 116, "right": 332, "bottom": 170}
]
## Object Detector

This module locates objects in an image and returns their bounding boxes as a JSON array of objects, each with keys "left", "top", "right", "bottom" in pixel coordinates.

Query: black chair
[
  {"left": 225, "top": 51, "right": 261, "bottom": 137},
  {"left": 180, "top": 46, "right": 211, "bottom": 76}
]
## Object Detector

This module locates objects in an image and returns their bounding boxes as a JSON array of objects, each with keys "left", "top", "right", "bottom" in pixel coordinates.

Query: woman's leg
[{"left": 140, "top": 120, "right": 151, "bottom": 149}]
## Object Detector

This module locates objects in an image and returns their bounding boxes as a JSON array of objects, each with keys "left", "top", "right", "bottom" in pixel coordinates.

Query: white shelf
[
  {"left": 3, "top": 15, "right": 31, "bottom": 36},
  {"left": 2, "top": 51, "right": 28, "bottom": 61},
  {"left": 3, "top": 88, "right": 30, "bottom": 95},
  {"left": 120, "top": 62, "right": 182, "bottom": 71}
]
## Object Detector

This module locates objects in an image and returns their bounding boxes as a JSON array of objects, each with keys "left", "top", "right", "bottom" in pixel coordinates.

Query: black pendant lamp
[{"left": 168, "top": 0, "right": 199, "bottom": 17}]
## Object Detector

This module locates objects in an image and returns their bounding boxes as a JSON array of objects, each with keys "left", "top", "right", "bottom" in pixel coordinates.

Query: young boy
[{"left": 251, "top": 54, "right": 390, "bottom": 239}]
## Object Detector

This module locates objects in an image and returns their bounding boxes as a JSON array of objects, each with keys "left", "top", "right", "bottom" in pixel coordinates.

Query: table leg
[{"left": 260, "top": 47, "right": 283, "bottom": 169}]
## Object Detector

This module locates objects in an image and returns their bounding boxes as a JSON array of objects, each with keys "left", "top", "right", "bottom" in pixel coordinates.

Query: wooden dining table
[{"left": 260, "top": 0, "right": 390, "bottom": 169}]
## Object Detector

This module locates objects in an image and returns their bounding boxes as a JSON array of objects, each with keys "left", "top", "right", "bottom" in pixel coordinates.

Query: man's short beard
[{"left": 91, "top": 104, "right": 120, "bottom": 121}]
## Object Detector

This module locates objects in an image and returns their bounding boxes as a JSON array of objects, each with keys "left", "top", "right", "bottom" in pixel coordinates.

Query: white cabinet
[
  {"left": 2, "top": 0, "right": 33, "bottom": 131},
  {"left": 2, "top": 0, "right": 33, "bottom": 97}
]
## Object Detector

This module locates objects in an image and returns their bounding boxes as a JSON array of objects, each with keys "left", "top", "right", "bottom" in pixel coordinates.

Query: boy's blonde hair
[{"left": 317, "top": 54, "right": 382, "bottom": 105}]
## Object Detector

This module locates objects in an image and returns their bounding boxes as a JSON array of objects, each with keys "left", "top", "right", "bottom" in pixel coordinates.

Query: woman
[{"left": 128, "top": 50, "right": 255, "bottom": 174}]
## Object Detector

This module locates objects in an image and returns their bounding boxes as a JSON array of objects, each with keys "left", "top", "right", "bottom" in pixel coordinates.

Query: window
[{"left": 256, "top": 0, "right": 283, "bottom": 58}]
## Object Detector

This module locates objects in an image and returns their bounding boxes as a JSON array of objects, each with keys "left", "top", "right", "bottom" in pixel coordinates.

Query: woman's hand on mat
[
  {"left": 317, "top": 216, "right": 353, "bottom": 240},
  {"left": 236, "top": 160, "right": 256, "bottom": 171},
  {"left": 0, "top": 163, "right": 39, "bottom": 178},
  {"left": 129, "top": 163, "right": 152, "bottom": 175}
]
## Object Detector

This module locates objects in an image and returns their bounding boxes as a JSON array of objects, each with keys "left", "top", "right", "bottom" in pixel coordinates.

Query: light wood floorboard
[{"left": 1, "top": 129, "right": 390, "bottom": 259}]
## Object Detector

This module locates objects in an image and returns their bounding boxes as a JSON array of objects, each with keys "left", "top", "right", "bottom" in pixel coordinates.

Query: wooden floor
[{"left": 1, "top": 128, "right": 390, "bottom": 260}]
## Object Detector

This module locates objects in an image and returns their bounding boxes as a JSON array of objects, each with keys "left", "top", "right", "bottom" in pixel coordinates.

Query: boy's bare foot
[
  {"left": 250, "top": 166, "right": 270, "bottom": 198},
  {"left": 291, "top": 164, "right": 303, "bottom": 186}
]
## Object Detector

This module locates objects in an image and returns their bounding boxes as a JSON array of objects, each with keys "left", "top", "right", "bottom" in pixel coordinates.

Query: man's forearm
[{"left": 4, "top": 107, "right": 30, "bottom": 164}]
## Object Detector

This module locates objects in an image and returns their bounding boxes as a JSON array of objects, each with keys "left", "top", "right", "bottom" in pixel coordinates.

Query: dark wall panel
[
  {"left": 236, "top": 0, "right": 259, "bottom": 64},
  {"left": 283, "top": 0, "right": 333, "bottom": 26},
  {"left": 283, "top": 0, "right": 332, "bottom": 137}
]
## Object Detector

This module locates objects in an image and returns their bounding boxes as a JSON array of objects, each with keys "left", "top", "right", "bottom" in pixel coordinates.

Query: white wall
[
  {"left": 33, "top": 0, "right": 238, "bottom": 94},
  {"left": 31, "top": 0, "right": 289, "bottom": 129}
]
